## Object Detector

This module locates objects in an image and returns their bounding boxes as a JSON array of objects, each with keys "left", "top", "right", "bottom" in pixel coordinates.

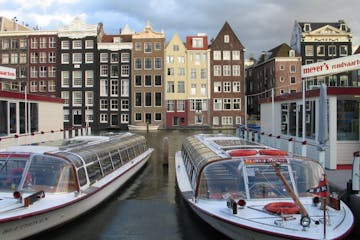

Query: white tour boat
[
  {"left": 175, "top": 134, "right": 354, "bottom": 240},
  {"left": 0, "top": 132, "right": 153, "bottom": 240}
]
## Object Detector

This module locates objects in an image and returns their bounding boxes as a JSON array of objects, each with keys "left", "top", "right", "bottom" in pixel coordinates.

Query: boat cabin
[
  {"left": 0, "top": 133, "right": 150, "bottom": 194},
  {"left": 181, "top": 134, "right": 325, "bottom": 200}
]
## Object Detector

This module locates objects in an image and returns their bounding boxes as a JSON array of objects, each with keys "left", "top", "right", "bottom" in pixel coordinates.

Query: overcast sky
[{"left": 1, "top": 0, "right": 359, "bottom": 58}]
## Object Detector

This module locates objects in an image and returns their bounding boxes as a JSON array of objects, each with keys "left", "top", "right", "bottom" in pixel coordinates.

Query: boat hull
[{"left": 0, "top": 149, "right": 152, "bottom": 240}]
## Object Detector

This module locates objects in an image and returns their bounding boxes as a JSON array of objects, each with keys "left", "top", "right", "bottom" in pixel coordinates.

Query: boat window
[
  {"left": 77, "top": 167, "right": 87, "bottom": 186},
  {"left": 288, "top": 158, "right": 324, "bottom": 197},
  {"left": 110, "top": 150, "right": 122, "bottom": 168},
  {"left": 56, "top": 152, "right": 84, "bottom": 168},
  {"left": 99, "top": 153, "right": 114, "bottom": 175},
  {"left": 120, "top": 149, "right": 129, "bottom": 163},
  {"left": 0, "top": 153, "right": 29, "bottom": 191},
  {"left": 246, "top": 164, "right": 291, "bottom": 199},
  {"left": 198, "top": 160, "right": 246, "bottom": 200},
  {"left": 87, "top": 162, "right": 102, "bottom": 183},
  {"left": 24, "top": 155, "right": 77, "bottom": 193}
]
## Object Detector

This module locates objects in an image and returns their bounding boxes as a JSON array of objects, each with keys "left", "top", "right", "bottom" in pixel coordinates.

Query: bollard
[{"left": 163, "top": 137, "right": 169, "bottom": 167}]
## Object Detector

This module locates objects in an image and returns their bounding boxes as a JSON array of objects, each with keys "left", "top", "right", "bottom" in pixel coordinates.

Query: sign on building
[
  {"left": 0, "top": 66, "right": 16, "bottom": 80},
  {"left": 301, "top": 54, "right": 360, "bottom": 78}
]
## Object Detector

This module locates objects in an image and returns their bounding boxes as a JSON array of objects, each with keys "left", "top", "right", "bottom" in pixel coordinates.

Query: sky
[{"left": 1, "top": 0, "right": 359, "bottom": 58}]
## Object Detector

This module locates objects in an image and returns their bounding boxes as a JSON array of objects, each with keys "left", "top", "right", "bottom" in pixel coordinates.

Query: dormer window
[
  {"left": 192, "top": 38, "right": 203, "bottom": 48},
  {"left": 304, "top": 23, "right": 311, "bottom": 32},
  {"left": 289, "top": 50, "right": 295, "bottom": 57},
  {"left": 340, "top": 24, "right": 347, "bottom": 32}
]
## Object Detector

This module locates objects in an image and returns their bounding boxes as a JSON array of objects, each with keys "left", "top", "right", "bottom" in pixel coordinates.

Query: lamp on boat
[
  {"left": 237, "top": 199, "right": 246, "bottom": 208},
  {"left": 312, "top": 196, "right": 320, "bottom": 206},
  {"left": 13, "top": 191, "right": 21, "bottom": 199}
]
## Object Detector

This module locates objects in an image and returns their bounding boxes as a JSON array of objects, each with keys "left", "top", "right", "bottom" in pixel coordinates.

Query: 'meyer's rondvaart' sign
[
  {"left": 301, "top": 54, "right": 360, "bottom": 78},
  {"left": 0, "top": 66, "right": 16, "bottom": 80}
]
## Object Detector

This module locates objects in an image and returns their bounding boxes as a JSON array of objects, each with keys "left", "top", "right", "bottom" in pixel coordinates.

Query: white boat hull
[
  {"left": 0, "top": 149, "right": 152, "bottom": 240},
  {"left": 175, "top": 150, "right": 354, "bottom": 240}
]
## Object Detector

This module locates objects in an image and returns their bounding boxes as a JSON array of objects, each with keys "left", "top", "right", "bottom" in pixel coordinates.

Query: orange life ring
[
  {"left": 264, "top": 202, "right": 300, "bottom": 215},
  {"left": 229, "top": 149, "right": 257, "bottom": 157},
  {"left": 259, "top": 149, "right": 288, "bottom": 156}
]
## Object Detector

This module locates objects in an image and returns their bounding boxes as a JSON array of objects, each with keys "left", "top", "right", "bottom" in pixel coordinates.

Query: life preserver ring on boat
[
  {"left": 229, "top": 149, "right": 258, "bottom": 157},
  {"left": 259, "top": 149, "right": 288, "bottom": 156},
  {"left": 264, "top": 202, "right": 300, "bottom": 215}
]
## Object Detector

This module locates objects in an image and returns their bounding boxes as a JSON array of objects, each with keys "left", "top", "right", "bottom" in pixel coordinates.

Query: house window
[
  {"left": 85, "top": 40, "right": 94, "bottom": 49},
  {"left": 73, "top": 53, "right": 82, "bottom": 64},
  {"left": 100, "top": 53, "right": 108, "bottom": 63},
  {"left": 154, "top": 57, "right": 162, "bottom": 69},
  {"left": 305, "top": 45, "right": 313, "bottom": 56},
  {"left": 135, "top": 58, "right": 142, "bottom": 69},
  {"left": 223, "top": 65, "right": 231, "bottom": 76},
  {"left": 192, "top": 38, "right": 203, "bottom": 48},
  {"left": 232, "top": 51, "right": 240, "bottom": 60},
  {"left": 214, "top": 82, "right": 222, "bottom": 92},
  {"left": 223, "top": 51, "right": 231, "bottom": 60},
  {"left": 111, "top": 99, "right": 118, "bottom": 110},
  {"left": 121, "top": 114, "right": 129, "bottom": 124},
  {"left": 144, "top": 42, "right": 152, "bottom": 53},
  {"left": 145, "top": 75, "right": 152, "bottom": 86},
  {"left": 213, "top": 51, "right": 221, "bottom": 60},
  {"left": 121, "top": 79, "right": 129, "bottom": 97},
  {"left": 201, "top": 84, "right": 206, "bottom": 95},
  {"left": 233, "top": 99, "right": 241, "bottom": 110},
  {"left": 135, "top": 113, "right": 142, "bottom": 121},
  {"left": 223, "top": 98, "right": 231, "bottom": 109},
  {"left": 290, "top": 76, "right": 296, "bottom": 84},
  {"left": 61, "top": 53, "right": 69, "bottom": 64},
  {"left": 155, "top": 92, "right": 162, "bottom": 107},
  {"left": 222, "top": 116, "right": 233, "bottom": 125},
  {"left": 61, "top": 40, "right": 69, "bottom": 49},
  {"left": 233, "top": 82, "right": 240, "bottom": 92},
  {"left": 61, "top": 91, "right": 69, "bottom": 105},
  {"left": 121, "top": 65, "right": 129, "bottom": 76},
  {"left": 111, "top": 79, "right": 118, "bottom": 96},
  {"left": 100, "top": 99, "right": 108, "bottom": 110},
  {"left": 72, "top": 71, "right": 82, "bottom": 87},
  {"left": 290, "top": 65, "right": 296, "bottom": 73},
  {"left": 214, "top": 65, "right": 222, "bottom": 76},
  {"left": 224, "top": 82, "right": 231, "bottom": 92},
  {"left": 167, "top": 100, "right": 175, "bottom": 111},
  {"left": 135, "top": 75, "right": 142, "bottom": 86},
  {"left": 233, "top": 65, "right": 240, "bottom": 76},
  {"left": 85, "top": 91, "right": 93, "bottom": 106},
  {"left": 72, "top": 40, "right": 82, "bottom": 49},
  {"left": 213, "top": 99, "right": 222, "bottom": 110},
  {"left": 85, "top": 53, "right": 93, "bottom": 63},
  {"left": 340, "top": 45, "right": 348, "bottom": 56},
  {"left": 145, "top": 92, "right": 152, "bottom": 106},
  {"left": 177, "top": 100, "right": 185, "bottom": 111},
  {"left": 121, "top": 53, "right": 130, "bottom": 62},
  {"left": 177, "top": 81, "right": 185, "bottom": 93},
  {"left": 224, "top": 35, "right": 229, "bottom": 43},
  {"left": 100, "top": 79, "right": 108, "bottom": 96},
  {"left": 100, "top": 114, "right": 108, "bottom": 123},
  {"left": 110, "top": 53, "right": 119, "bottom": 63},
  {"left": 144, "top": 58, "right": 152, "bottom": 69},
  {"left": 72, "top": 91, "right": 82, "bottom": 106},
  {"left": 135, "top": 93, "right": 142, "bottom": 106},
  {"left": 61, "top": 71, "right": 70, "bottom": 87},
  {"left": 49, "top": 52, "right": 56, "bottom": 63},
  {"left": 121, "top": 99, "right": 129, "bottom": 111},
  {"left": 317, "top": 45, "right": 325, "bottom": 56},
  {"left": 100, "top": 65, "right": 108, "bottom": 76},
  {"left": 155, "top": 75, "right": 162, "bottom": 86},
  {"left": 167, "top": 81, "right": 175, "bottom": 93},
  {"left": 201, "top": 69, "right": 207, "bottom": 79},
  {"left": 328, "top": 45, "right": 336, "bottom": 57},
  {"left": 85, "top": 70, "right": 94, "bottom": 87}
]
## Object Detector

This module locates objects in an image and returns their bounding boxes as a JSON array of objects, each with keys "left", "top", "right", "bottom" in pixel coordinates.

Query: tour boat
[
  {"left": 0, "top": 132, "right": 153, "bottom": 240},
  {"left": 175, "top": 134, "right": 354, "bottom": 240},
  {"left": 128, "top": 124, "right": 159, "bottom": 131}
]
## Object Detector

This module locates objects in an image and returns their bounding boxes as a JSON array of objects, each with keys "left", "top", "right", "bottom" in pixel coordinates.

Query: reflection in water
[{"left": 33, "top": 129, "right": 234, "bottom": 240}]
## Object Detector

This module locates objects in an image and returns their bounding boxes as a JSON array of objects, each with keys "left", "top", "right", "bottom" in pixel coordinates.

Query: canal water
[{"left": 34, "top": 129, "right": 234, "bottom": 240}]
